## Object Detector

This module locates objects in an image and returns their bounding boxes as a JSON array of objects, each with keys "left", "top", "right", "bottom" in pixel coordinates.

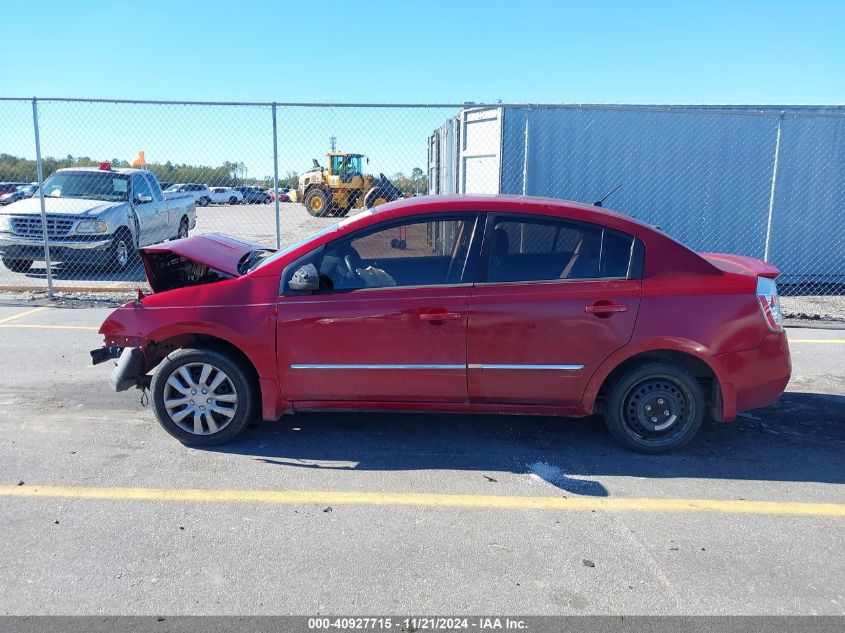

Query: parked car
[
  {"left": 266, "top": 188, "right": 291, "bottom": 203},
  {"left": 158, "top": 182, "right": 173, "bottom": 192},
  {"left": 165, "top": 183, "right": 212, "bottom": 207},
  {"left": 0, "top": 164, "right": 196, "bottom": 273},
  {"left": 209, "top": 187, "right": 244, "bottom": 205},
  {"left": 92, "top": 195, "right": 791, "bottom": 453},
  {"left": 0, "top": 184, "right": 38, "bottom": 205},
  {"left": 233, "top": 186, "right": 271, "bottom": 204}
]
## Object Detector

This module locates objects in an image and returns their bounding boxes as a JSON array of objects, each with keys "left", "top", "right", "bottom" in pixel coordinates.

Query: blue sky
[
  {"left": 3, "top": 0, "right": 842, "bottom": 104},
  {"left": 1, "top": 0, "right": 842, "bottom": 179}
]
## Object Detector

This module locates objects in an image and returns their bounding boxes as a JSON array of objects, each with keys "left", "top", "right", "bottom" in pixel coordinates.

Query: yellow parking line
[
  {"left": 0, "top": 306, "right": 49, "bottom": 325},
  {"left": 789, "top": 339, "right": 845, "bottom": 344},
  {"left": 0, "top": 323, "right": 99, "bottom": 331},
  {"left": 1, "top": 484, "right": 843, "bottom": 517}
]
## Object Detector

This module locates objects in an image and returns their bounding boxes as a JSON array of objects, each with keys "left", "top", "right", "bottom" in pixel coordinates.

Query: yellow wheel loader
[{"left": 297, "top": 153, "right": 403, "bottom": 217}]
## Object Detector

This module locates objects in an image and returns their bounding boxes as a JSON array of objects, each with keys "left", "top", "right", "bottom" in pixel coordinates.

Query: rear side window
[{"left": 485, "top": 216, "right": 637, "bottom": 283}]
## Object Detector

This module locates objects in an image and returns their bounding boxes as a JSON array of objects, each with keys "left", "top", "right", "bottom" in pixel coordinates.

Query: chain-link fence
[{"left": 0, "top": 98, "right": 843, "bottom": 318}]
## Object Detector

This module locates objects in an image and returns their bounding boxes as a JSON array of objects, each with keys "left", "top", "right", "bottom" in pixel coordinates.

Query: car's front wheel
[
  {"left": 150, "top": 347, "right": 256, "bottom": 446},
  {"left": 229, "top": 196, "right": 238, "bottom": 205},
  {"left": 604, "top": 361, "right": 705, "bottom": 453},
  {"left": 198, "top": 196, "right": 210, "bottom": 207},
  {"left": 107, "top": 229, "right": 135, "bottom": 272}
]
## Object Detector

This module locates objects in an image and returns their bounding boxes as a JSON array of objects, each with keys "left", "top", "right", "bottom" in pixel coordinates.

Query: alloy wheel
[{"left": 162, "top": 362, "right": 239, "bottom": 435}]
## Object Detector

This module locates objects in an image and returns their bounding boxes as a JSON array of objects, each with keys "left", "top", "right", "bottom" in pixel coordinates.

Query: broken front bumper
[{"left": 91, "top": 346, "right": 145, "bottom": 392}]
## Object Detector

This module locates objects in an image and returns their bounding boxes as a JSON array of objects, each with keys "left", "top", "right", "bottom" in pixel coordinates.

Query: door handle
[
  {"left": 585, "top": 302, "right": 628, "bottom": 317},
  {"left": 419, "top": 311, "right": 462, "bottom": 321}
]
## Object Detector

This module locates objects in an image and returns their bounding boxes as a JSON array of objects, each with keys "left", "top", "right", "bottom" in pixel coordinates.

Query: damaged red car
[{"left": 92, "top": 195, "right": 791, "bottom": 453}]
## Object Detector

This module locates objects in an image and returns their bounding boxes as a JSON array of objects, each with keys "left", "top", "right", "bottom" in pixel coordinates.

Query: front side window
[
  {"left": 486, "top": 216, "right": 636, "bottom": 283},
  {"left": 132, "top": 175, "right": 153, "bottom": 201},
  {"left": 317, "top": 215, "right": 477, "bottom": 291}
]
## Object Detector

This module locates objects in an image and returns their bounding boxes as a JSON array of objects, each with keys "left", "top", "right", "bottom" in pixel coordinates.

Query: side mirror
[
  {"left": 288, "top": 263, "right": 319, "bottom": 292},
  {"left": 135, "top": 194, "right": 153, "bottom": 204}
]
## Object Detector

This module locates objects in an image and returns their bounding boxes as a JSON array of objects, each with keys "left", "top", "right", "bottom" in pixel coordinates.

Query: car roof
[{"left": 372, "top": 194, "right": 655, "bottom": 236}]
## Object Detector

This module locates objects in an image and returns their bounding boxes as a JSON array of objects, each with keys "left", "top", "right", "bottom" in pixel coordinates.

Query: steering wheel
[{"left": 343, "top": 254, "right": 358, "bottom": 278}]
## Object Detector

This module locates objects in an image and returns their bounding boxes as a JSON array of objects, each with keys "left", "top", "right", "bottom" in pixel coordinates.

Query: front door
[
  {"left": 278, "top": 214, "right": 480, "bottom": 403},
  {"left": 130, "top": 174, "right": 164, "bottom": 246},
  {"left": 467, "top": 214, "right": 642, "bottom": 406}
]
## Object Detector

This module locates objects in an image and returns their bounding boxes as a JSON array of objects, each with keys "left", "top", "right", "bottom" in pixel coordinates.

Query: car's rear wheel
[
  {"left": 2, "top": 258, "right": 33, "bottom": 273},
  {"left": 605, "top": 361, "right": 705, "bottom": 453},
  {"left": 151, "top": 347, "right": 256, "bottom": 446},
  {"left": 229, "top": 196, "right": 238, "bottom": 205}
]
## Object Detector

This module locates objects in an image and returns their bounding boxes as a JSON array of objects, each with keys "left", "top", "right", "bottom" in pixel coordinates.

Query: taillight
[{"left": 756, "top": 276, "right": 783, "bottom": 332}]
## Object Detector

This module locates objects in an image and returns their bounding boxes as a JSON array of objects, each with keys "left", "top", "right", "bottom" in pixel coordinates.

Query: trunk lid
[
  {"left": 140, "top": 233, "right": 273, "bottom": 293},
  {"left": 699, "top": 253, "right": 780, "bottom": 279}
]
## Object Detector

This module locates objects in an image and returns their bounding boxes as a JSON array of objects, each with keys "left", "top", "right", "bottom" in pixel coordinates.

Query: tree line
[{"left": 0, "top": 153, "right": 429, "bottom": 194}]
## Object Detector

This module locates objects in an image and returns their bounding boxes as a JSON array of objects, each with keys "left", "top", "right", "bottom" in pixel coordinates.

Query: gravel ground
[{"left": 780, "top": 295, "right": 845, "bottom": 324}]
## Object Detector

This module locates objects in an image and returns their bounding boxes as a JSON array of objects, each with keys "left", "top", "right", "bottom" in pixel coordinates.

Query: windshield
[
  {"left": 249, "top": 223, "right": 341, "bottom": 273},
  {"left": 41, "top": 171, "right": 129, "bottom": 202},
  {"left": 248, "top": 210, "right": 376, "bottom": 274}
]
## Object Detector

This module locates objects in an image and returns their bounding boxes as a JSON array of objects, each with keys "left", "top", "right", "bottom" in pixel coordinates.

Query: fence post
[
  {"left": 521, "top": 110, "right": 530, "bottom": 196},
  {"left": 763, "top": 113, "right": 784, "bottom": 263},
  {"left": 272, "top": 103, "right": 281, "bottom": 250},
  {"left": 31, "top": 97, "right": 54, "bottom": 297}
]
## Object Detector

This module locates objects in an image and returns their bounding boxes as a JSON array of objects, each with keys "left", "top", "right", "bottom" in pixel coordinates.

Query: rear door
[
  {"left": 467, "top": 214, "right": 643, "bottom": 406},
  {"left": 278, "top": 213, "right": 481, "bottom": 403}
]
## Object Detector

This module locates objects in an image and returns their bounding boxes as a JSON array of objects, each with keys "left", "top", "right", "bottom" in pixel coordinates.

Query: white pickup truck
[{"left": 0, "top": 165, "right": 196, "bottom": 272}]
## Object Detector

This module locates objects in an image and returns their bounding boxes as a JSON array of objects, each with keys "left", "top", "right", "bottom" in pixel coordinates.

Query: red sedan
[{"left": 93, "top": 195, "right": 791, "bottom": 453}]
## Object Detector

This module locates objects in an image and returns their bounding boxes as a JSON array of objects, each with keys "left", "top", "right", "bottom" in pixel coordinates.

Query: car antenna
[{"left": 593, "top": 183, "right": 623, "bottom": 208}]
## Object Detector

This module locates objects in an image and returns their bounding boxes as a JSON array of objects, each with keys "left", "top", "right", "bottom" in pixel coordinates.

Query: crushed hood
[
  {"left": 140, "top": 233, "right": 272, "bottom": 292},
  {"left": 1, "top": 197, "right": 123, "bottom": 216}
]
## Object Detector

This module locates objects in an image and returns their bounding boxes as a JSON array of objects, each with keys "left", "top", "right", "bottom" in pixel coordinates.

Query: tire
[
  {"left": 174, "top": 216, "right": 189, "bottom": 240},
  {"left": 199, "top": 196, "right": 210, "bottom": 207},
  {"left": 604, "top": 361, "right": 705, "bottom": 454},
  {"left": 2, "top": 258, "right": 33, "bottom": 273},
  {"left": 107, "top": 229, "right": 135, "bottom": 272},
  {"left": 150, "top": 347, "right": 256, "bottom": 446},
  {"left": 304, "top": 189, "right": 332, "bottom": 217},
  {"left": 229, "top": 196, "right": 238, "bottom": 205},
  {"left": 364, "top": 188, "right": 391, "bottom": 209}
]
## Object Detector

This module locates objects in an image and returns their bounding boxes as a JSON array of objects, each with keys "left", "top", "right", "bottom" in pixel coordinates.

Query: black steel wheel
[{"left": 605, "top": 361, "right": 705, "bottom": 453}]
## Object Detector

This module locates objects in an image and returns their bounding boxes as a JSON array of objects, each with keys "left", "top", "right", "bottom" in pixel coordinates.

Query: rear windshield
[{"left": 41, "top": 171, "right": 129, "bottom": 202}]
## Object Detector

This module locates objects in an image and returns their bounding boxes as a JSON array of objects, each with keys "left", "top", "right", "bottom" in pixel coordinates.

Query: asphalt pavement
[{"left": 0, "top": 302, "right": 843, "bottom": 615}]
